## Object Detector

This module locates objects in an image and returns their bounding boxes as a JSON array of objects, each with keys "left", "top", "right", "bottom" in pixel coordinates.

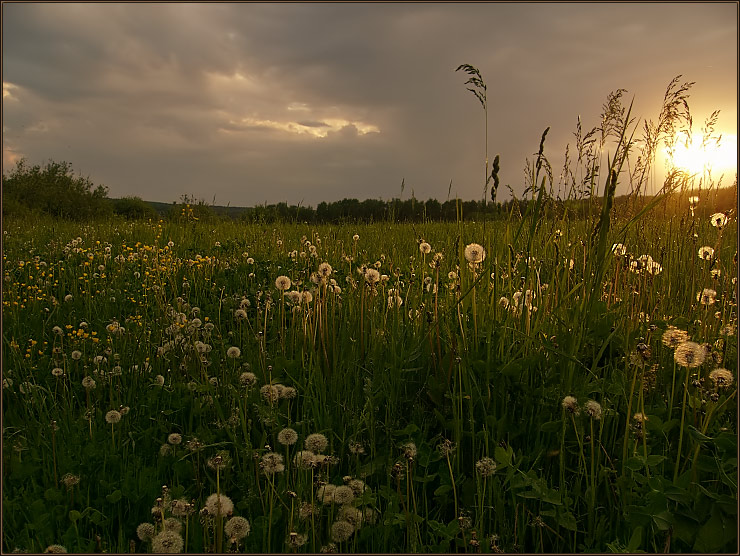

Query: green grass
[
  {"left": 2, "top": 73, "right": 737, "bottom": 553},
  {"left": 2, "top": 200, "right": 736, "bottom": 553}
]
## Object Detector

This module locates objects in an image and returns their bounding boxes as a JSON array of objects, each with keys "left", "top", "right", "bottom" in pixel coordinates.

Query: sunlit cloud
[
  {"left": 3, "top": 82, "right": 19, "bottom": 101},
  {"left": 223, "top": 116, "right": 379, "bottom": 138}
]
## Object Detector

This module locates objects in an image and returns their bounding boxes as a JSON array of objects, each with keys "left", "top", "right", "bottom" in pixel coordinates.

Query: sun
[{"left": 666, "top": 132, "right": 737, "bottom": 177}]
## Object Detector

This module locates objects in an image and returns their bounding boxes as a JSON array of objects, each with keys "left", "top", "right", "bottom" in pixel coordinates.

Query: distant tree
[
  {"left": 2, "top": 158, "right": 111, "bottom": 220},
  {"left": 112, "top": 196, "right": 157, "bottom": 220}
]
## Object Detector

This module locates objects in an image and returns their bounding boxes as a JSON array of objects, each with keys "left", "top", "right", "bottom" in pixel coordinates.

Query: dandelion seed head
[
  {"left": 277, "top": 428, "right": 298, "bottom": 446},
  {"left": 709, "top": 368, "right": 734, "bottom": 389},
  {"left": 419, "top": 242, "right": 432, "bottom": 254},
  {"left": 662, "top": 326, "right": 689, "bottom": 348},
  {"left": 44, "top": 544, "right": 68, "bottom": 553},
  {"left": 305, "top": 432, "right": 329, "bottom": 453},
  {"left": 585, "top": 400, "right": 602, "bottom": 420},
  {"left": 674, "top": 341, "right": 706, "bottom": 368},
  {"left": 331, "top": 520, "right": 355, "bottom": 543},
  {"left": 136, "top": 522, "right": 156, "bottom": 541},
  {"left": 275, "top": 275, "right": 292, "bottom": 291},
  {"left": 561, "top": 395, "right": 579, "bottom": 414},
  {"left": 151, "top": 530, "right": 184, "bottom": 553},
  {"left": 698, "top": 246, "right": 715, "bottom": 260},
  {"left": 464, "top": 243, "right": 486, "bottom": 264},
  {"left": 205, "top": 493, "right": 234, "bottom": 517},
  {"left": 260, "top": 452, "right": 286, "bottom": 475},
  {"left": 167, "top": 433, "right": 182, "bottom": 445},
  {"left": 226, "top": 346, "right": 241, "bottom": 358},
  {"left": 332, "top": 485, "right": 355, "bottom": 505},
  {"left": 475, "top": 457, "right": 497, "bottom": 477},
  {"left": 697, "top": 288, "right": 717, "bottom": 305},
  {"left": 710, "top": 212, "right": 728, "bottom": 229},
  {"left": 105, "top": 410, "right": 122, "bottom": 424},
  {"left": 224, "top": 516, "right": 251, "bottom": 540},
  {"left": 162, "top": 517, "right": 183, "bottom": 534}
]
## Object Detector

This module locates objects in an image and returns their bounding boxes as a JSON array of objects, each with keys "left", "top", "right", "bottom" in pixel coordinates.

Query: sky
[{"left": 2, "top": 2, "right": 738, "bottom": 207}]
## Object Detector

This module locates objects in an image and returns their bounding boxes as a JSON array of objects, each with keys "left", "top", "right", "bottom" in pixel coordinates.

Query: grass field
[{"left": 2, "top": 190, "right": 737, "bottom": 553}]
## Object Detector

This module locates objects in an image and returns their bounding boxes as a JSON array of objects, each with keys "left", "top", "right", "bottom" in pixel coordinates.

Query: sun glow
[{"left": 666, "top": 132, "right": 737, "bottom": 177}]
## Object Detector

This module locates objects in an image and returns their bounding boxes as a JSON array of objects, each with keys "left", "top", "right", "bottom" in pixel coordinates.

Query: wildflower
[
  {"left": 611, "top": 243, "right": 626, "bottom": 256},
  {"left": 137, "top": 522, "right": 156, "bottom": 541},
  {"left": 305, "top": 433, "right": 329, "bottom": 453},
  {"left": 711, "top": 268, "right": 722, "bottom": 279},
  {"left": 171, "top": 498, "right": 193, "bottom": 517},
  {"left": 246, "top": 257, "right": 254, "bottom": 265},
  {"left": 709, "top": 368, "right": 734, "bottom": 389},
  {"left": 44, "top": 545, "right": 68, "bottom": 554},
  {"left": 287, "top": 532, "right": 308, "bottom": 548},
  {"left": 235, "top": 308, "right": 248, "bottom": 320},
  {"left": 419, "top": 242, "right": 432, "bottom": 254},
  {"left": 224, "top": 516, "right": 251, "bottom": 540},
  {"left": 239, "top": 372, "right": 257, "bottom": 387},
  {"left": 151, "top": 530, "right": 184, "bottom": 553},
  {"left": 698, "top": 246, "right": 715, "bottom": 260},
  {"left": 348, "top": 441, "right": 365, "bottom": 455},
  {"left": 647, "top": 261, "right": 663, "bottom": 275},
  {"left": 205, "top": 493, "right": 234, "bottom": 517},
  {"left": 348, "top": 478, "right": 368, "bottom": 494},
  {"left": 332, "top": 485, "right": 355, "bottom": 505},
  {"left": 294, "top": 450, "right": 317, "bottom": 469},
  {"left": 318, "top": 262, "right": 333, "bottom": 278},
  {"left": 710, "top": 212, "right": 728, "bottom": 229},
  {"left": 71, "top": 350, "right": 82, "bottom": 360},
  {"left": 561, "top": 395, "right": 579, "bottom": 415},
  {"left": 61, "top": 473, "right": 80, "bottom": 489},
  {"left": 301, "top": 291, "right": 313, "bottom": 304},
  {"left": 64, "top": 294, "right": 73, "bottom": 302},
  {"left": 51, "top": 367, "right": 64, "bottom": 377},
  {"left": 226, "top": 346, "right": 241, "bottom": 359},
  {"left": 364, "top": 268, "right": 380, "bottom": 285},
  {"left": 277, "top": 428, "right": 298, "bottom": 446},
  {"left": 662, "top": 326, "right": 689, "bottom": 348},
  {"left": 105, "top": 410, "right": 122, "bottom": 424},
  {"left": 167, "top": 433, "right": 182, "bottom": 445},
  {"left": 697, "top": 288, "right": 717, "bottom": 305},
  {"left": 338, "top": 505, "right": 364, "bottom": 527},
  {"left": 261, "top": 384, "right": 281, "bottom": 403},
  {"left": 162, "top": 517, "right": 183, "bottom": 533},
  {"left": 437, "top": 438, "right": 455, "bottom": 458},
  {"left": 275, "top": 276, "right": 292, "bottom": 291},
  {"left": 353, "top": 234, "right": 360, "bottom": 241},
  {"left": 331, "top": 520, "right": 355, "bottom": 543},
  {"left": 674, "top": 341, "right": 706, "bottom": 368},
  {"left": 318, "top": 484, "right": 337, "bottom": 504},
  {"left": 464, "top": 243, "right": 486, "bottom": 264},
  {"left": 401, "top": 442, "right": 417, "bottom": 460},
  {"left": 585, "top": 400, "right": 602, "bottom": 420},
  {"left": 260, "top": 452, "right": 285, "bottom": 475},
  {"left": 155, "top": 375, "right": 165, "bottom": 387},
  {"left": 159, "top": 444, "right": 172, "bottom": 457},
  {"left": 475, "top": 457, "right": 497, "bottom": 477}
]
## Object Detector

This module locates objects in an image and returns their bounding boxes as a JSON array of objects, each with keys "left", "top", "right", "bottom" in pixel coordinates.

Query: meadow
[
  {"left": 2, "top": 193, "right": 737, "bottom": 553},
  {"left": 2, "top": 73, "right": 738, "bottom": 554}
]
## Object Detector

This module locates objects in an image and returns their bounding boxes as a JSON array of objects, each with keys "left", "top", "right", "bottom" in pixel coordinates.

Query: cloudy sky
[{"left": 2, "top": 2, "right": 737, "bottom": 207}]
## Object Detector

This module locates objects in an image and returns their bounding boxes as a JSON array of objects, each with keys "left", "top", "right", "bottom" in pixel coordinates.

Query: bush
[
  {"left": 112, "top": 196, "right": 157, "bottom": 220},
  {"left": 2, "top": 158, "right": 112, "bottom": 221}
]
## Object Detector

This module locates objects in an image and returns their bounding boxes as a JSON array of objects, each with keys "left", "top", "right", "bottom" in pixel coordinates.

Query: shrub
[
  {"left": 2, "top": 158, "right": 111, "bottom": 221},
  {"left": 112, "top": 196, "right": 157, "bottom": 220}
]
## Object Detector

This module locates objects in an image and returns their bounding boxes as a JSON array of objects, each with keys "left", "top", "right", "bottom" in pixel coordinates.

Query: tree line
[{"left": 3, "top": 158, "right": 736, "bottom": 223}]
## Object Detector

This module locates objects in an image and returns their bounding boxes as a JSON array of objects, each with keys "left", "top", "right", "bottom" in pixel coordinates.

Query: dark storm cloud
[{"left": 2, "top": 2, "right": 737, "bottom": 206}]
